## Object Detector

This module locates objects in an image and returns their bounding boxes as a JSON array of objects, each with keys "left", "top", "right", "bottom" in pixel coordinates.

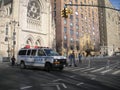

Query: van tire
[
  {"left": 20, "top": 61, "right": 26, "bottom": 69},
  {"left": 45, "top": 63, "right": 51, "bottom": 72},
  {"left": 59, "top": 66, "right": 63, "bottom": 71}
]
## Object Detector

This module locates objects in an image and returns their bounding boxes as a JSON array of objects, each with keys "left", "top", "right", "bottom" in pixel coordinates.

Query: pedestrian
[
  {"left": 69, "top": 51, "right": 77, "bottom": 67},
  {"left": 78, "top": 53, "right": 82, "bottom": 64},
  {"left": 11, "top": 56, "right": 16, "bottom": 66}
]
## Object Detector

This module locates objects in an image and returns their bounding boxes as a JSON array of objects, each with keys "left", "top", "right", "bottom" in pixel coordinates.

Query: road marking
[
  {"left": 20, "top": 86, "right": 32, "bottom": 90},
  {"left": 76, "top": 82, "right": 84, "bottom": 86},
  {"left": 69, "top": 75, "right": 75, "bottom": 78},
  {"left": 53, "top": 79, "right": 62, "bottom": 82},
  {"left": 56, "top": 85, "right": 60, "bottom": 90},
  {"left": 62, "top": 83, "right": 67, "bottom": 88},
  {"left": 112, "top": 70, "right": 120, "bottom": 75},
  {"left": 100, "top": 69, "right": 112, "bottom": 74},
  {"left": 41, "top": 83, "right": 67, "bottom": 89},
  {"left": 71, "top": 68, "right": 87, "bottom": 71},
  {"left": 64, "top": 67, "right": 79, "bottom": 70},
  {"left": 81, "top": 68, "right": 95, "bottom": 72},
  {"left": 91, "top": 67, "right": 105, "bottom": 72},
  {"left": 91, "top": 77, "right": 96, "bottom": 80}
]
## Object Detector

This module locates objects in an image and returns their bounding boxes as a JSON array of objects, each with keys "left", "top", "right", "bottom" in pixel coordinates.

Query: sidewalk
[{"left": 0, "top": 62, "right": 11, "bottom": 68}]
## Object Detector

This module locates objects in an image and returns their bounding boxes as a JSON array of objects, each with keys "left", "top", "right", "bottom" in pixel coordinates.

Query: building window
[
  {"left": 70, "top": 38, "right": 74, "bottom": 43},
  {"left": 64, "top": 35, "right": 67, "bottom": 41},
  {"left": 84, "top": 0, "right": 86, "bottom": 4},
  {"left": 35, "top": 39, "right": 41, "bottom": 46},
  {"left": 76, "top": 24, "right": 79, "bottom": 30},
  {"left": 70, "top": 22, "right": 74, "bottom": 28},
  {"left": 64, "top": 43, "right": 67, "bottom": 48},
  {"left": 80, "top": 2, "right": 82, "bottom": 5},
  {"left": 27, "top": 0, "right": 41, "bottom": 20},
  {"left": 75, "top": 0, "right": 78, "bottom": 3},
  {"left": 64, "top": 27, "right": 67, "bottom": 33},
  {"left": 70, "top": 15, "right": 73, "bottom": 20},
  {"left": 76, "top": 17, "right": 79, "bottom": 23},
  {"left": 69, "top": 1, "right": 72, "bottom": 4},
  {"left": 81, "top": 14, "right": 83, "bottom": 18},
  {"left": 76, "top": 6, "right": 78, "bottom": 11},
  {"left": 76, "top": 31, "right": 79, "bottom": 38},
  {"left": 75, "top": 11, "right": 78, "bottom": 16},
  {"left": 64, "top": 19, "right": 67, "bottom": 24},
  {"left": 70, "top": 29, "right": 74, "bottom": 36},
  {"left": 26, "top": 38, "right": 33, "bottom": 46}
]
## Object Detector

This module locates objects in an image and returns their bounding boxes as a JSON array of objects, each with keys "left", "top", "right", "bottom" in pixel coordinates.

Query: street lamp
[{"left": 9, "top": 20, "right": 19, "bottom": 57}]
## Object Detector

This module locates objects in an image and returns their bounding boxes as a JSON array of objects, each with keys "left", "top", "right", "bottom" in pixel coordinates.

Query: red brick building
[{"left": 51, "top": 0, "right": 100, "bottom": 56}]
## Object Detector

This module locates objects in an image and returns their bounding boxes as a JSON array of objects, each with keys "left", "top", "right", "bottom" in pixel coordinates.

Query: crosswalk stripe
[
  {"left": 71, "top": 68, "right": 87, "bottom": 71},
  {"left": 64, "top": 66, "right": 120, "bottom": 75},
  {"left": 81, "top": 68, "right": 95, "bottom": 72},
  {"left": 112, "top": 70, "right": 120, "bottom": 75},
  {"left": 91, "top": 67, "right": 105, "bottom": 73},
  {"left": 64, "top": 67, "right": 79, "bottom": 70},
  {"left": 100, "top": 69, "right": 112, "bottom": 74}
]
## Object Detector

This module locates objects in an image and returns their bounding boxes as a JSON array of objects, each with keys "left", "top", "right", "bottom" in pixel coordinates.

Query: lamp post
[{"left": 9, "top": 20, "right": 19, "bottom": 57}]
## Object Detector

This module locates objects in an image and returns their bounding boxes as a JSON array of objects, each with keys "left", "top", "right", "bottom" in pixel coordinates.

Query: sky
[{"left": 110, "top": 0, "right": 120, "bottom": 9}]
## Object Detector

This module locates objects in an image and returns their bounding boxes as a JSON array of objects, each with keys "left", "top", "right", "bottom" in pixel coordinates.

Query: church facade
[{"left": 0, "top": 0, "right": 56, "bottom": 59}]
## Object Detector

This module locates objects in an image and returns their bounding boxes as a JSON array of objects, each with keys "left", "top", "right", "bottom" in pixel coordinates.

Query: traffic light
[
  {"left": 61, "top": 8, "right": 68, "bottom": 18},
  {"left": 68, "top": 8, "right": 73, "bottom": 14},
  {"left": 61, "top": 9, "right": 65, "bottom": 17},
  {"left": 61, "top": 7, "right": 73, "bottom": 18}
]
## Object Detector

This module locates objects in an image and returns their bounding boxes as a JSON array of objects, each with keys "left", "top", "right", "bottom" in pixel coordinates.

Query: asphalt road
[{"left": 0, "top": 56, "right": 120, "bottom": 90}]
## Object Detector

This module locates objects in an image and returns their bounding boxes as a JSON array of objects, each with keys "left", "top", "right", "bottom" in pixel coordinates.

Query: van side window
[
  {"left": 27, "top": 50, "right": 31, "bottom": 55},
  {"left": 31, "top": 49, "right": 37, "bottom": 56},
  {"left": 18, "top": 50, "right": 27, "bottom": 55},
  {"left": 38, "top": 49, "right": 46, "bottom": 56}
]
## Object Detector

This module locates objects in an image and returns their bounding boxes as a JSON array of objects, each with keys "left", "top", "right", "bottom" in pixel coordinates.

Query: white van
[{"left": 17, "top": 47, "right": 67, "bottom": 71}]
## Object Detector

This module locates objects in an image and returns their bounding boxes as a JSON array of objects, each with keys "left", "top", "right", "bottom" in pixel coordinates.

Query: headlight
[
  {"left": 54, "top": 59, "right": 58, "bottom": 62},
  {"left": 54, "top": 59, "right": 60, "bottom": 64}
]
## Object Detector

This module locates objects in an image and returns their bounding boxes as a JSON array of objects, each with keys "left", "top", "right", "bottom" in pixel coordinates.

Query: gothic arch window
[
  {"left": 35, "top": 39, "right": 41, "bottom": 46},
  {"left": 26, "top": 38, "right": 33, "bottom": 46},
  {"left": 27, "top": 0, "right": 41, "bottom": 20}
]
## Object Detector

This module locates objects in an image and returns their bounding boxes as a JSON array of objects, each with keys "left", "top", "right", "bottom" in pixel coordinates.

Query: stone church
[{"left": 0, "top": 0, "right": 56, "bottom": 59}]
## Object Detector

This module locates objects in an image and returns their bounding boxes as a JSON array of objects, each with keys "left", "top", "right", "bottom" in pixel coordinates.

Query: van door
[
  {"left": 26, "top": 49, "right": 36, "bottom": 66},
  {"left": 34, "top": 49, "right": 46, "bottom": 67}
]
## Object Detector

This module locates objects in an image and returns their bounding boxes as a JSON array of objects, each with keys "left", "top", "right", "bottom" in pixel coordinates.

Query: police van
[{"left": 17, "top": 46, "right": 67, "bottom": 71}]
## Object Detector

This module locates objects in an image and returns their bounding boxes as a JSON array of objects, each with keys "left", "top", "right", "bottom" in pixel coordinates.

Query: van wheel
[
  {"left": 20, "top": 62, "right": 26, "bottom": 69},
  {"left": 59, "top": 67, "right": 63, "bottom": 71},
  {"left": 45, "top": 63, "right": 51, "bottom": 72}
]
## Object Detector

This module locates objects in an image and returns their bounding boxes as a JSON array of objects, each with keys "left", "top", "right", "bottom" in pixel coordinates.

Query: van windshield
[{"left": 44, "top": 49, "right": 59, "bottom": 56}]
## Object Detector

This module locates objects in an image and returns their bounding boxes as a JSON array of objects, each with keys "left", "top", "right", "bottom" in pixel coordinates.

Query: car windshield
[{"left": 44, "top": 49, "right": 59, "bottom": 56}]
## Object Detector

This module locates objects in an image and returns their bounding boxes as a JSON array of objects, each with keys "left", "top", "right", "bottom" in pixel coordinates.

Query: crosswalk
[{"left": 64, "top": 66, "right": 120, "bottom": 75}]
